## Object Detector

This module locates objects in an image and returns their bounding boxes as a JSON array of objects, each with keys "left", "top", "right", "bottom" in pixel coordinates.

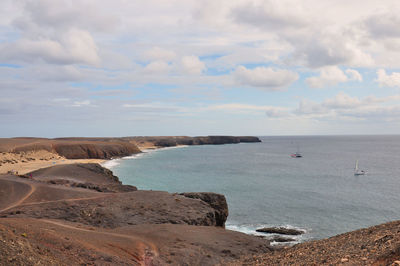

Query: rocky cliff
[
  {"left": 180, "top": 192, "right": 229, "bottom": 227},
  {"left": 52, "top": 142, "right": 140, "bottom": 159},
  {"left": 0, "top": 163, "right": 271, "bottom": 265},
  {"left": 1, "top": 136, "right": 260, "bottom": 160},
  {"left": 1, "top": 138, "right": 141, "bottom": 160},
  {"left": 126, "top": 135, "right": 261, "bottom": 148}
]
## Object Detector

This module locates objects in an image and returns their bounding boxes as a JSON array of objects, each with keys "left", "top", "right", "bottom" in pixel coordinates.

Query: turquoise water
[{"left": 105, "top": 136, "right": 400, "bottom": 242}]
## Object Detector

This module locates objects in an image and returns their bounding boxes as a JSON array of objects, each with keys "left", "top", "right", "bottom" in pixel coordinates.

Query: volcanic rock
[
  {"left": 180, "top": 192, "right": 229, "bottom": 227},
  {"left": 256, "top": 227, "right": 305, "bottom": 235}
]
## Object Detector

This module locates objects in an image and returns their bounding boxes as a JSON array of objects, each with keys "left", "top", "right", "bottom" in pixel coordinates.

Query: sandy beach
[
  {"left": 1, "top": 136, "right": 400, "bottom": 265},
  {"left": 0, "top": 150, "right": 105, "bottom": 175}
]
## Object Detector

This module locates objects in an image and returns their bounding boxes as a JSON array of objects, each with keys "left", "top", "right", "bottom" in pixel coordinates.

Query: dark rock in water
[
  {"left": 180, "top": 192, "right": 228, "bottom": 227},
  {"left": 256, "top": 227, "right": 304, "bottom": 235},
  {"left": 237, "top": 136, "right": 262, "bottom": 143},
  {"left": 269, "top": 236, "right": 296, "bottom": 242}
]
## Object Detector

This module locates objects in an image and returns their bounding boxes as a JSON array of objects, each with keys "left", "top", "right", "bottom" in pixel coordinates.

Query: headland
[{"left": 0, "top": 136, "right": 399, "bottom": 265}]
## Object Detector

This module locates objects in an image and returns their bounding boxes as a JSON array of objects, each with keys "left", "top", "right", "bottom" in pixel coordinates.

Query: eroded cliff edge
[
  {"left": 0, "top": 162, "right": 271, "bottom": 265},
  {"left": 0, "top": 135, "right": 261, "bottom": 160}
]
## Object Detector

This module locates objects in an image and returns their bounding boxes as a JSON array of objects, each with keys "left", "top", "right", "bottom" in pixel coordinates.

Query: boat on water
[
  {"left": 291, "top": 144, "right": 302, "bottom": 158},
  {"left": 354, "top": 160, "right": 366, "bottom": 176},
  {"left": 290, "top": 152, "right": 302, "bottom": 158}
]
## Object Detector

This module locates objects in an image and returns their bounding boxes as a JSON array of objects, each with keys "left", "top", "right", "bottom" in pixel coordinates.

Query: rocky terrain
[
  {"left": 0, "top": 163, "right": 271, "bottom": 265},
  {"left": 2, "top": 136, "right": 400, "bottom": 265},
  {"left": 0, "top": 138, "right": 141, "bottom": 159},
  {"left": 0, "top": 136, "right": 261, "bottom": 175},
  {"left": 228, "top": 220, "right": 400, "bottom": 265},
  {"left": 124, "top": 136, "right": 261, "bottom": 148},
  {"left": 0, "top": 136, "right": 261, "bottom": 160},
  {"left": 3, "top": 164, "right": 400, "bottom": 265}
]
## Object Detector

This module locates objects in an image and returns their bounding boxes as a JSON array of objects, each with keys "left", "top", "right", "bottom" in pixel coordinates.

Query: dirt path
[
  {"left": 14, "top": 194, "right": 114, "bottom": 208},
  {"left": 42, "top": 219, "right": 159, "bottom": 264},
  {"left": 0, "top": 183, "right": 35, "bottom": 213},
  {"left": 0, "top": 175, "right": 115, "bottom": 213}
]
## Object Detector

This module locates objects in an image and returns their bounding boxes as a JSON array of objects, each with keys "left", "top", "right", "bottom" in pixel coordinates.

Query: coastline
[
  {"left": 103, "top": 144, "right": 309, "bottom": 245},
  {"left": 0, "top": 150, "right": 105, "bottom": 175},
  {"left": 1, "top": 136, "right": 400, "bottom": 265},
  {"left": 101, "top": 144, "right": 189, "bottom": 170},
  {"left": 0, "top": 136, "right": 270, "bottom": 265}
]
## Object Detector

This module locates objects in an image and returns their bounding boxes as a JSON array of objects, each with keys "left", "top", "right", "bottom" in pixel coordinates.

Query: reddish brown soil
[
  {"left": 2, "top": 153, "right": 400, "bottom": 265},
  {"left": 0, "top": 164, "right": 271, "bottom": 265},
  {"left": 228, "top": 220, "right": 400, "bottom": 265},
  {"left": 0, "top": 137, "right": 141, "bottom": 159}
]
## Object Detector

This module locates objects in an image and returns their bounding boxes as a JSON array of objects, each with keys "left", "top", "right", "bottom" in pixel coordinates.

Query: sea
[{"left": 103, "top": 135, "right": 400, "bottom": 243}]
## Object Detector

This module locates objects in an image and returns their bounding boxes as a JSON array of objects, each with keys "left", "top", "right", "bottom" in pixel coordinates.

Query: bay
[{"left": 105, "top": 135, "right": 400, "bottom": 242}]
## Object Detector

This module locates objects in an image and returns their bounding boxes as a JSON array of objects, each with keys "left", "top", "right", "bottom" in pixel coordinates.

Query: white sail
[{"left": 354, "top": 160, "right": 365, "bottom": 176}]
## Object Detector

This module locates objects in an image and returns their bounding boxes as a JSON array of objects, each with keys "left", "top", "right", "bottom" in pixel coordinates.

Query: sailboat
[
  {"left": 290, "top": 144, "right": 302, "bottom": 158},
  {"left": 354, "top": 160, "right": 366, "bottom": 176}
]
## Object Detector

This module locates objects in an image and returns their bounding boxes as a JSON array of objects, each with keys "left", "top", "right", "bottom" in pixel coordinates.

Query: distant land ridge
[
  {"left": 123, "top": 135, "right": 261, "bottom": 148},
  {"left": 0, "top": 136, "right": 261, "bottom": 159}
]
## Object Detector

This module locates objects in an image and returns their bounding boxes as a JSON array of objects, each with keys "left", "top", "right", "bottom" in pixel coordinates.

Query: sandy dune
[{"left": 0, "top": 150, "right": 104, "bottom": 175}]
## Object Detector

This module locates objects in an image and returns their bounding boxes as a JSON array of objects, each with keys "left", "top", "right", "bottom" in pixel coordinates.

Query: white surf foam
[
  {"left": 226, "top": 222, "right": 308, "bottom": 244},
  {"left": 101, "top": 159, "right": 121, "bottom": 169},
  {"left": 102, "top": 145, "right": 189, "bottom": 169}
]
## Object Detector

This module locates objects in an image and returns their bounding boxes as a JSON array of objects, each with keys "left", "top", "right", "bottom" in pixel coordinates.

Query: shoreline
[
  {"left": 101, "top": 144, "right": 189, "bottom": 170},
  {"left": 0, "top": 150, "right": 105, "bottom": 175},
  {"left": 103, "top": 144, "right": 309, "bottom": 245},
  {"left": 1, "top": 136, "right": 400, "bottom": 264}
]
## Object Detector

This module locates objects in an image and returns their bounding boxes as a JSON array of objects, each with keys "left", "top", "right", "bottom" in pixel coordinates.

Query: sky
[{"left": 1, "top": 0, "right": 400, "bottom": 137}]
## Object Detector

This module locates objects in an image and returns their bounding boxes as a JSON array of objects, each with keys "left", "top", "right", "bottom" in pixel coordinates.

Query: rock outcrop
[
  {"left": 237, "top": 136, "right": 262, "bottom": 143},
  {"left": 2, "top": 164, "right": 225, "bottom": 228},
  {"left": 0, "top": 137, "right": 141, "bottom": 159},
  {"left": 231, "top": 220, "right": 400, "bottom": 265},
  {"left": 27, "top": 163, "right": 137, "bottom": 193},
  {"left": 180, "top": 192, "right": 229, "bottom": 227},
  {"left": 256, "top": 227, "right": 305, "bottom": 235},
  {"left": 0, "top": 136, "right": 260, "bottom": 160},
  {"left": 52, "top": 142, "right": 140, "bottom": 159},
  {"left": 128, "top": 135, "right": 262, "bottom": 148}
]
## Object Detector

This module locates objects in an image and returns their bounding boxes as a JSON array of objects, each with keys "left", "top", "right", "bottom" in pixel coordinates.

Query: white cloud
[
  {"left": 0, "top": 29, "right": 100, "bottom": 65},
  {"left": 295, "top": 99, "right": 328, "bottom": 115},
  {"left": 122, "top": 102, "right": 182, "bottom": 113},
  {"left": 180, "top": 56, "right": 206, "bottom": 75},
  {"left": 143, "top": 47, "right": 176, "bottom": 62},
  {"left": 52, "top": 98, "right": 70, "bottom": 102},
  {"left": 228, "top": 0, "right": 376, "bottom": 68},
  {"left": 3, "top": 0, "right": 400, "bottom": 136},
  {"left": 288, "top": 33, "right": 374, "bottom": 68},
  {"left": 306, "top": 67, "right": 363, "bottom": 88},
  {"left": 306, "top": 66, "right": 348, "bottom": 88},
  {"left": 323, "top": 92, "right": 362, "bottom": 109},
  {"left": 14, "top": 0, "right": 118, "bottom": 33},
  {"left": 345, "top": 69, "right": 363, "bottom": 82},
  {"left": 376, "top": 69, "right": 400, "bottom": 88},
  {"left": 234, "top": 66, "right": 298, "bottom": 90},
  {"left": 203, "top": 103, "right": 289, "bottom": 118},
  {"left": 294, "top": 92, "right": 400, "bottom": 122},
  {"left": 363, "top": 12, "right": 400, "bottom": 39},
  {"left": 231, "top": 1, "right": 309, "bottom": 30},
  {"left": 203, "top": 92, "right": 400, "bottom": 122},
  {"left": 71, "top": 100, "right": 92, "bottom": 107},
  {"left": 143, "top": 60, "right": 171, "bottom": 75}
]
